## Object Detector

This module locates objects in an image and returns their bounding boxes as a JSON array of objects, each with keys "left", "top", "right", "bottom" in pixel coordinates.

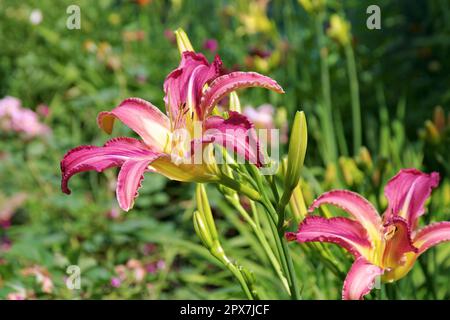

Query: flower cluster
[{"left": 0, "top": 96, "right": 50, "bottom": 138}]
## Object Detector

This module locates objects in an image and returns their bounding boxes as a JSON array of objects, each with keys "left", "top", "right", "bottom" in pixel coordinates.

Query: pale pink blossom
[
  {"left": 22, "top": 265, "right": 54, "bottom": 294},
  {"left": 0, "top": 96, "right": 51, "bottom": 138}
]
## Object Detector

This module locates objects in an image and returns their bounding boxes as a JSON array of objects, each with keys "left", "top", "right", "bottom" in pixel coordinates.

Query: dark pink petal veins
[
  {"left": 383, "top": 168, "right": 440, "bottom": 228},
  {"left": 290, "top": 216, "right": 372, "bottom": 258},
  {"left": 203, "top": 111, "right": 265, "bottom": 167},
  {"left": 414, "top": 221, "right": 450, "bottom": 255},
  {"left": 97, "top": 98, "right": 170, "bottom": 152},
  {"left": 116, "top": 156, "right": 160, "bottom": 212},
  {"left": 164, "top": 52, "right": 222, "bottom": 122},
  {"left": 342, "top": 257, "right": 384, "bottom": 300},
  {"left": 61, "top": 137, "right": 159, "bottom": 200},
  {"left": 200, "top": 71, "right": 284, "bottom": 118},
  {"left": 382, "top": 216, "right": 418, "bottom": 268},
  {"left": 309, "top": 190, "right": 382, "bottom": 242}
]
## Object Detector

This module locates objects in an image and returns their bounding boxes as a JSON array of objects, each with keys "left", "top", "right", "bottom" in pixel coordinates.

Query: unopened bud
[
  {"left": 285, "top": 111, "right": 308, "bottom": 192},
  {"left": 193, "top": 211, "right": 213, "bottom": 248},
  {"left": 174, "top": 28, "right": 194, "bottom": 55},
  {"left": 229, "top": 92, "right": 241, "bottom": 113},
  {"left": 196, "top": 184, "right": 218, "bottom": 242}
]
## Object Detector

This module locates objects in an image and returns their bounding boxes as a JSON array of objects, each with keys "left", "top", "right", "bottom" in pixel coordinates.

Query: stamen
[{"left": 384, "top": 225, "right": 397, "bottom": 240}]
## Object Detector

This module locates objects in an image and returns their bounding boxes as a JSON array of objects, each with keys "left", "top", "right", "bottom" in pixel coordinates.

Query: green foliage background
[{"left": 0, "top": 0, "right": 449, "bottom": 299}]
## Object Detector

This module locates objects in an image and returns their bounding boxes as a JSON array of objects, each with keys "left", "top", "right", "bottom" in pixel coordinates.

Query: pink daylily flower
[
  {"left": 61, "top": 48, "right": 284, "bottom": 211},
  {"left": 287, "top": 168, "right": 450, "bottom": 300}
]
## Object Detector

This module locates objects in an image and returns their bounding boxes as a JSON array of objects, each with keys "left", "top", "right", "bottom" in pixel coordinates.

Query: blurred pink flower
[
  {"left": 243, "top": 104, "right": 288, "bottom": 144},
  {"left": 0, "top": 96, "right": 51, "bottom": 138},
  {"left": 203, "top": 39, "right": 218, "bottom": 53},
  {"left": 1, "top": 237, "right": 12, "bottom": 252},
  {"left": 145, "top": 259, "right": 166, "bottom": 274},
  {"left": 7, "top": 291, "right": 26, "bottom": 300},
  {"left": 106, "top": 206, "right": 121, "bottom": 220},
  {"left": 123, "top": 30, "right": 146, "bottom": 42},
  {"left": 126, "top": 259, "right": 146, "bottom": 282},
  {"left": 22, "top": 265, "right": 53, "bottom": 294},
  {"left": 114, "top": 265, "right": 128, "bottom": 281},
  {"left": 0, "top": 193, "right": 27, "bottom": 229},
  {"left": 145, "top": 263, "right": 157, "bottom": 274},
  {"left": 156, "top": 259, "right": 166, "bottom": 270},
  {"left": 142, "top": 243, "right": 157, "bottom": 255},
  {"left": 243, "top": 104, "right": 274, "bottom": 130},
  {"left": 110, "top": 277, "right": 121, "bottom": 288},
  {"left": 135, "top": 73, "right": 148, "bottom": 84},
  {"left": 164, "top": 29, "right": 176, "bottom": 44},
  {"left": 36, "top": 104, "right": 50, "bottom": 118}
]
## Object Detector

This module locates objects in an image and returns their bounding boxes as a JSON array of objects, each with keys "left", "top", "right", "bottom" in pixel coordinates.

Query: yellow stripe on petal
[{"left": 150, "top": 157, "right": 219, "bottom": 183}]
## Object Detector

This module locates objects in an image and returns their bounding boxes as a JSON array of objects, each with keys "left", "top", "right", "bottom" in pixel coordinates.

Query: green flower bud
[
  {"left": 174, "top": 28, "right": 194, "bottom": 56},
  {"left": 193, "top": 211, "right": 213, "bottom": 249},
  {"left": 196, "top": 184, "right": 218, "bottom": 242},
  {"left": 424, "top": 120, "right": 440, "bottom": 144},
  {"left": 285, "top": 111, "right": 308, "bottom": 192},
  {"left": 229, "top": 92, "right": 241, "bottom": 113},
  {"left": 327, "top": 14, "right": 351, "bottom": 46}
]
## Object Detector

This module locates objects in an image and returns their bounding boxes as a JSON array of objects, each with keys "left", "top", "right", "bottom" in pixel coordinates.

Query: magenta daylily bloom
[
  {"left": 61, "top": 49, "right": 284, "bottom": 211},
  {"left": 287, "top": 168, "right": 450, "bottom": 300}
]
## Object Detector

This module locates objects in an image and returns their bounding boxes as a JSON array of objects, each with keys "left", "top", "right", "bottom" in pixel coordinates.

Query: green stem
[
  {"left": 218, "top": 174, "right": 261, "bottom": 202},
  {"left": 345, "top": 43, "right": 362, "bottom": 155},
  {"left": 231, "top": 199, "right": 291, "bottom": 294},
  {"left": 211, "top": 244, "right": 255, "bottom": 300},
  {"left": 261, "top": 198, "right": 301, "bottom": 300},
  {"left": 239, "top": 165, "right": 300, "bottom": 299}
]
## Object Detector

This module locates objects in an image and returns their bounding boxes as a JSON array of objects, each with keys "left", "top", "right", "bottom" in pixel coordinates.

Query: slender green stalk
[
  {"left": 213, "top": 246, "right": 255, "bottom": 300},
  {"left": 218, "top": 174, "right": 261, "bottom": 202},
  {"left": 235, "top": 165, "right": 300, "bottom": 299},
  {"left": 230, "top": 198, "right": 291, "bottom": 294},
  {"left": 315, "top": 12, "right": 338, "bottom": 164},
  {"left": 344, "top": 43, "right": 362, "bottom": 155},
  {"left": 261, "top": 198, "right": 301, "bottom": 300}
]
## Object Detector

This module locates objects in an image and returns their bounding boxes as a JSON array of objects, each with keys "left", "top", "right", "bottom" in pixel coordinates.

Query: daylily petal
[
  {"left": 383, "top": 169, "right": 440, "bottom": 228},
  {"left": 309, "top": 190, "right": 383, "bottom": 244},
  {"left": 61, "top": 137, "right": 158, "bottom": 196},
  {"left": 203, "top": 111, "right": 265, "bottom": 167},
  {"left": 342, "top": 257, "right": 383, "bottom": 300},
  {"left": 200, "top": 71, "right": 284, "bottom": 118},
  {"left": 382, "top": 217, "right": 418, "bottom": 269},
  {"left": 116, "top": 156, "right": 160, "bottom": 212},
  {"left": 149, "top": 156, "right": 219, "bottom": 183},
  {"left": 287, "top": 216, "right": 372, "bottom": 258},
  {"left": 414, "top": 221, "right": 450, "bottom": 255},
  {"left": 164, "top": 52, "right": 222, "bottom": 123},
  {"left": 97, "top": 98, "right": 171, "bottom": 152}
]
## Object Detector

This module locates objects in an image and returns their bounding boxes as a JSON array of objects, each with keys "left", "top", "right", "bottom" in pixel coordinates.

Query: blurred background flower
[{"left": 0, "top": 0, "right": 449, "bottom": 300}]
